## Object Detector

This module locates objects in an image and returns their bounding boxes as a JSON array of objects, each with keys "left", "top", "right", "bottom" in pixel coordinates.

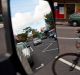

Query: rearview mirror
[{"left": 1, "top": 0, "right": 59, "bottom": 75}]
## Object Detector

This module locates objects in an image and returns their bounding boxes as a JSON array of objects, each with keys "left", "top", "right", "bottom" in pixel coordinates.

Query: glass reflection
[{"left": 10, "top": 0, "right": 59, "bottom": 74}]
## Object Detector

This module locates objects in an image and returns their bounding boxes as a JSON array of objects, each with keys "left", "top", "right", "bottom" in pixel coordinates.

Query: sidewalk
[{"left": 56, "top": 21, "right": 68, "bottom": 25}]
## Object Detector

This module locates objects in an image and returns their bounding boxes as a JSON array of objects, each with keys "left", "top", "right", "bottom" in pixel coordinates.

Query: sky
[{"left": 10, "top": 0, "right": 51, "bottom": 35}]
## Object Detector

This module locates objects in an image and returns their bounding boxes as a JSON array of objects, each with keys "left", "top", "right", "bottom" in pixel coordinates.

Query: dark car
[
  {"left": 48, "top": 29, "right": 57, "bottom": 40},
  {"left": 68, "top": 13, "right": 80, "bottom": 26}
]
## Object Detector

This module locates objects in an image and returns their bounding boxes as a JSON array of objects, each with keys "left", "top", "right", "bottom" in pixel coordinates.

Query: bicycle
[{"left": 52, "top": 30, "right": 80, "bottom": 75}]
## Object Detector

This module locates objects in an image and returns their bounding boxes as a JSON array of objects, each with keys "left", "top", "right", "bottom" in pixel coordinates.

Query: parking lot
[{"left": 28, "top": 38, "right": 58, "bottom": 72}]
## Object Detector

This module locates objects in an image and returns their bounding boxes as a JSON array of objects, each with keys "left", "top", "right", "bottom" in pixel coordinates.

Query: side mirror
[{"left": 1, "top": 0, "right": 59, "bottom": 75}]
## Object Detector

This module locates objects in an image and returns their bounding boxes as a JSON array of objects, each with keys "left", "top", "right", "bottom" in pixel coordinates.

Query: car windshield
[{"left": 17, "top": 43, "right": 26, "bottom": 49}]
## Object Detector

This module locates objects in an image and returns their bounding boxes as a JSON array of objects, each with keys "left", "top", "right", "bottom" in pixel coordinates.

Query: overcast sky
[{"left": 10, "top": 0, "right": 51, "bottom": 35}]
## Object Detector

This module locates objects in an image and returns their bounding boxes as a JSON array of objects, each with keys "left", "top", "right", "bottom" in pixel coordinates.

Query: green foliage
[
  {"left": 23, "top": 27, "right": 32, "bottom": 33},
  {"left": 23, "top": 26, "right": 40, "bottom": 39},
  {"left": 17, "top": 33, "right": 27, "bottom": 42},
  {"left": 32, "top": 29, "right": 40, "bottom": 38},
  {"left": 44, "top": 12, "right": 55, "bottom": 29}
]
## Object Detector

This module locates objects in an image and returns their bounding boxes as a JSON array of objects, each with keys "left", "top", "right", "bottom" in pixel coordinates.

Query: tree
[
  {"left": 23, "top": 27, "right": 40, "bottom": 38},
  {"left": 17, "top": 33, "right": 27, "bottom": 42},
  {"left": 44, "top": 12, "right": 55, "bottom": 29},
  {"left": 23, "top": 27, "right": 32, "bottom": 34},
  {"left": 32, "top": 29, "right": 40, "bottom": 38}
]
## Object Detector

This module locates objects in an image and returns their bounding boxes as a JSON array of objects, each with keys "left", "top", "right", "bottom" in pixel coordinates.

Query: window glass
[{"left": 10, "top": 0, "right": 59, "bottom": 74}]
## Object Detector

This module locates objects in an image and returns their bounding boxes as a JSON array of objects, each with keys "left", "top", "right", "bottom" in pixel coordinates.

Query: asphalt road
[
  {"left": 29, "top": 38, "right": 59, "bottom": 72},
  {"left": 27, "top": 25, "right": 80, "bottom": 75},
  {"left": 34, "top": 25, "right": 80, "bottom": 75},
  {"left": 54, "top": 25, "right": 80, "bottom": 75},
  {"left": 56, "top": 26, "right": 80, "bottom": 54},
  {"left": 1, "top": 24, "right": 80, "bottom": 75}
]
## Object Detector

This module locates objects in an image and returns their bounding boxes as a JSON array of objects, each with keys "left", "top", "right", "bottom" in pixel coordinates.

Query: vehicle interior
[{"left": 0, "top": 0, "right": 59, "bottom": 75}]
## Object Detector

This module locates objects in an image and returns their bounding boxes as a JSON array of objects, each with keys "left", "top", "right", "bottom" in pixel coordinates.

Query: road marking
[
  {"left": 42, "top": 41, "right": 56, "bottom": 46},
  {"left": 30, "top": 47, "right": 34, "bottom": 52},
  {"left": 49, "top": 41, "right": 56, "bottom": 43},
  {"left": 42, "top": 43, "right": 53, "bottom": 52},
  {"left": 35, "top": 63, "right": 44, "bottom": 70},
  {"left": 57, "top": 57, "right": 80, "bottom": 71},
  {"left": 57, "top": 37, "right": 80, "bottom": 40},
  {"left": 42, "top": 48, "right": 58, "bottom": 52},
  {"left": 0, "top": 24, "right": 3, "bottom": 28}
]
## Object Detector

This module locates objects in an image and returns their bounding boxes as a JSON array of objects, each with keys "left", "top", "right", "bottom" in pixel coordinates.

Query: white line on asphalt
[
  {"left": 58, "top": 58, "right": 80, "bottom": 71},
  {"left": 49, "top": 41, "right": 56, "bottom": 43},
  {"left": 0, "top": 24, "right": 3, "bottom": 28},
  {"left": 30, "top": 47, "right": 34, "bottom": 52},
  {"left": 42, "top": 48, "right": 58, "bottom": 52},
  {"left": 42, "top": 43, "right": 53, "bottom": 52},
  {"left": 42, "top": 41, "right": 56, "bottom": 46},
  {"left": 57, "top": 37, "right": 80, "bottom": 40},
  {"left": 35, "top": 63, "right": 44, "bottom": 70}
]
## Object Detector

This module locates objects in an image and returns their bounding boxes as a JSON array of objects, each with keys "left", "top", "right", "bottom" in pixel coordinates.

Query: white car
[
  {"left": 33, "top": 38, "right": 42, "bottom": 46},
  {"left": 16, "top": 42, "right": 33, "bottom": 65}
]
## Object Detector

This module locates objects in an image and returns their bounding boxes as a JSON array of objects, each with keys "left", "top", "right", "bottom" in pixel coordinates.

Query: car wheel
[
  {"left": 54, "top": 37, "right": 57, "bottom": 40},
  {"left": 72, "top": 21, "right": 78, "bottom": 26}
]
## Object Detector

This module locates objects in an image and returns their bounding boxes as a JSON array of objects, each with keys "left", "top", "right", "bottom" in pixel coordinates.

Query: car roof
[{"left": 17, "top": 42, "right": 24, "bottom": 45}]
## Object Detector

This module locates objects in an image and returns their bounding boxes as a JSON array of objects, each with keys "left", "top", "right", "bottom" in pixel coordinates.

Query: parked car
[
  {"left": 68, "top": 13, "right": 80, "bottom": 26},
  {"left": 54, "top": 33, "right": 57, "bottom": 40},
  {"left": 41, "top": 35, "right": 47, "bottom": 40},
  {"left": 16, "top": 42, "right": 33, "bottom": 66},
  {"left": 33, "top": 38, "right": 42, "bottom": 46},
  {"left": 48, "top": 29, "right": 57, "bottom": 40},
  {"left": 23, "top": 42, "right": 30, "bottom": 48}
]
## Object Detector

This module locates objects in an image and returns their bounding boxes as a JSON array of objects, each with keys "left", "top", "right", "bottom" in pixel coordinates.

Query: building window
[
  {"left": 55, "top": 4, "right": 65, "bottom": 19},
  {"left": 75, "top": 3, "right": 80, "bottom": 13},
  {"left": 59, "top": 7, "right": 64, "bottom": 14}
]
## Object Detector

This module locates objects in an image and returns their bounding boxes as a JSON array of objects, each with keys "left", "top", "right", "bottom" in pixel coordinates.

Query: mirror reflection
[{"left": 10, "top": 0, "right": 59, "bottom": 74}]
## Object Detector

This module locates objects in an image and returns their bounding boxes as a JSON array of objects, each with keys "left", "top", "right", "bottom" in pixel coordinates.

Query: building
[{"left": 53, "top": 0, "right": 80, "bottom": 21}]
